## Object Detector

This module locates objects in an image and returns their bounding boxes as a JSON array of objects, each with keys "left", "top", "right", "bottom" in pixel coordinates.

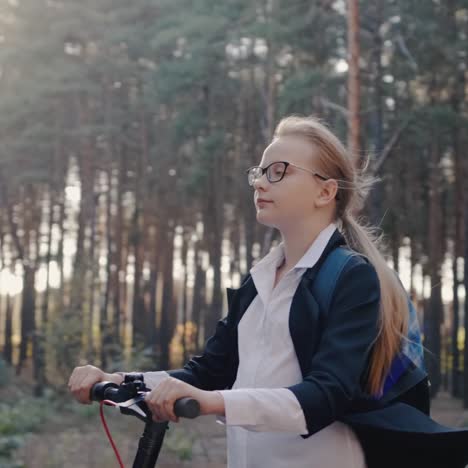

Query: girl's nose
[{"left": 253, "top": 172, "right": 268, "bottom": 190}]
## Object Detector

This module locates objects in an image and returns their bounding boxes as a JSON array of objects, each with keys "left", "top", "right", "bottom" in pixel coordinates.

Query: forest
[{"left": 0, "top": 1, "right": 468, "bottom": 466}]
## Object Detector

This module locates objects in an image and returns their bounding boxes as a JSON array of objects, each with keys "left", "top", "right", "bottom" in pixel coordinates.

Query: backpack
[{"left": 312, "top": 246, "right": 426, "bottom": 399}]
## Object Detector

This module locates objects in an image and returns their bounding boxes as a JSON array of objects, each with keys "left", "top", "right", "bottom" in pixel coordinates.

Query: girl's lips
[{"left": 256, "top": 199, "right": 273, "bottom": 207}]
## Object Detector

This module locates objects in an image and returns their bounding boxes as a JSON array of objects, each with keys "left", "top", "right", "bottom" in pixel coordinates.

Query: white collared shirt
[{"left": 144, "top": 223, "right": 366, "bottom": 468}]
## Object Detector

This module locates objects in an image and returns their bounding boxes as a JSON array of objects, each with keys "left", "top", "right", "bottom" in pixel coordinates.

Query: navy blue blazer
[{"left": 168, "top": 230, "right": 468, "bottom": 468}]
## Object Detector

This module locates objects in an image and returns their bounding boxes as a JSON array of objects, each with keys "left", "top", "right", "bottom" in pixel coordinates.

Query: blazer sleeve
[
  {"left": 287, "top": 259, "right": 381, "bottom": 438},
  {"left": 167, "top": 274, "right": 253, "bottom": 390},
  {"left": 166, "top": 314, "right": 237, "bottom": 391}
]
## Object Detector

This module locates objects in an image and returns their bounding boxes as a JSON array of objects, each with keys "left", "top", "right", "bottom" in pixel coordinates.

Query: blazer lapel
[
  {"left": 226, "top": 274, "right": 258, "bottom": 322},
  {"left": 289, "top": 229, "right": 348, "bottom": 376},
  {"left": 225, "top": 229, "right": 348, "bottom": 377}
]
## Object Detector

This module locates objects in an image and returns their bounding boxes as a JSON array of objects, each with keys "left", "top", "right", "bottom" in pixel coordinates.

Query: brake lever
[
  {"left": 115, "top": 392, "right": 146, "bottom": 408},
  {"left": 106, "top": 392, "right": 151, "bottom": 422}
]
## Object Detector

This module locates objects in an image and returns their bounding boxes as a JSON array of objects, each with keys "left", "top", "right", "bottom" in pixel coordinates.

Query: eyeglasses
[
  {"left": 245, "top": 161, "right": 331, "bottom": 186},
  {"left": 246, "top": 161, "right": 340, "bottom": 200}
]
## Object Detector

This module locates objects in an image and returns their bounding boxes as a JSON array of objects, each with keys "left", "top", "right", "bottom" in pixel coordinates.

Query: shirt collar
[{"left": 250, "top": 222, "right": 338, "bottom": 276}]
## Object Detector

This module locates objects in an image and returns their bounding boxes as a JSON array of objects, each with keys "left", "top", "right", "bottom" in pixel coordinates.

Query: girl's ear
[{"left": 315, "top": 179, "right": 338, "bottom": 208}]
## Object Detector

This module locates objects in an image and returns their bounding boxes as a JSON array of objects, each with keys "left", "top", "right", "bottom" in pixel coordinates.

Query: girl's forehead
[{"left": 262, "top": 136, "right": 316, "bottom": 165}]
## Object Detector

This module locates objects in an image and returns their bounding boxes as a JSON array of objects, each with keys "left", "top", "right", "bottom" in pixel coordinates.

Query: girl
[{"left": 69, "top": 115, "right": 468, "bottom": 468}]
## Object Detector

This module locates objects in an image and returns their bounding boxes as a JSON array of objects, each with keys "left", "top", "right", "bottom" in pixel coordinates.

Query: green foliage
[
  {"left": 67, "top": 399, "right": 100, "bottom": 420},
  {"left": 110, "top": 343, "right": 161, "bottom": 374},
  {"left": 278, "top": 70, "right": 329, "bottom": 115},
  {"left": 0, "top": 448, "right": 26, "bottom": 468},
  {"left": 0, "top": 359, "right": 12, "bottom": 388},
  {"left": 0, "top": 388, "right": 57, "bottom": 466},
  {"left": 1, "top": 0, "right": 468, "bottom": 421},
  {"left": 44, "top": 313, "right": 83, "bottom": 389},
  {"left": 164, "top": 426, "right": 195, "bottom": 461},
  {"left": 0, "top": 399, "right": 47, "bottom": 436}
]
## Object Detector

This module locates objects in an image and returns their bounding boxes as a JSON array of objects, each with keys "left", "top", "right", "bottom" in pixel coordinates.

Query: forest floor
[
  {"left": 430, "top": 390, "right": 468, "bottom": 427},
  {"left": 15, "top": 403, "right": 227, "bottom": 468},
  {"left": 9, "top": 390, "right": 468, "bottom": 468}
]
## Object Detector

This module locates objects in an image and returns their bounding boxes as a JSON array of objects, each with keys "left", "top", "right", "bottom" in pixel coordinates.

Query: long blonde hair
[{"left": 274, "top": 115, "right": 409, "bottom": 397}]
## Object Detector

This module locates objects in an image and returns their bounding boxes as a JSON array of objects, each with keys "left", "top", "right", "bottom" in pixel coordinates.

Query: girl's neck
[{"left": 279, "top": 218, "right": 333, "bottom": 271}]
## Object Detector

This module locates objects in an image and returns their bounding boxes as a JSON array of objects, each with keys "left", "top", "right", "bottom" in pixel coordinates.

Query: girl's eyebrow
[{"left": 260, "top": 159, "right": 287, "bottom": 168}]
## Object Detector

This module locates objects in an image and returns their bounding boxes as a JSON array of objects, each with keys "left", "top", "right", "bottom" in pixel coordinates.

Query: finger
[
  {"left": 78, "top": 387, "right": 91, "bottom": 404},
  {"left": 153, "top": 391, "right": 171, "bottom": 421},
  {"left": 70, "top": 373, "right": 86, "bottom": 399},
  {"left": 152, "top": 410, "right": 165, "bottom": 422},
  {"left": 76, "top": 375, "right": 98, "bottom": 403},
  {"left": 68, "top": 367, "right": 83, "bottom": 389},
  {"left": 158, "top": 384, "right": 181, "bottom": 422},
  {"left": 70, "top": 366, "right": 92, "bottom": 393},
  {"left": 146, "top": 379, "right": 178, "bottom": 422},
  {"left": 157, "top": 379, "right": 184, "bottom": 422},
  {"left": 145, "top": 391, "right": 164, "bottom": 421},
  {"left": 70, "top": 373, "right": 89, "bottom": 400},
  {"left": 150, "top": 403, "right": 167, "bottom": 422},
  {"left": 163, "top": 398, "right": 177, "bottom": 422},
  {"left": 67, "top": 369, "right": 75, "bottom": 388}
]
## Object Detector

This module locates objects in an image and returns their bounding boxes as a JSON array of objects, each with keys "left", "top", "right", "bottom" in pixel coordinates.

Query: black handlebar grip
[
  {"left": 173, "top": 397, "right": 200, "bottom": 419},
  {"left": 90, "top": 381, "right": 119, "bottom": 402}
]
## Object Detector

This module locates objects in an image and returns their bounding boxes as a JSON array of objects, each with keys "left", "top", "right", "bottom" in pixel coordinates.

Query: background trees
[{"left": 0, "top": 0, "right": 467, "bottom": 404}]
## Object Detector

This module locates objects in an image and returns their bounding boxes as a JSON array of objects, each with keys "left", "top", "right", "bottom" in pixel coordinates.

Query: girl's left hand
[{"left": 144, "top": 376, "right": 224, "bottom": 423}]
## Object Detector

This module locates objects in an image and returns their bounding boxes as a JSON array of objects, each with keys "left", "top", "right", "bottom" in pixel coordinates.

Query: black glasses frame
[
  {"left": 245, "top": 161, "right": 340, "bottom": 200},
  {"left": 245, "top": 161, "right": 330, "bottom": 186}
]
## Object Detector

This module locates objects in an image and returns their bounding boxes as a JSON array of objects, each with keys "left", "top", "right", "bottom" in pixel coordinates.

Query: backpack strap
[
  {"left": 311, "top": 246, "right": 428, "bottom": 402},
  {"left": 311, "top": 246, "right": 358, "bottom": 313}
]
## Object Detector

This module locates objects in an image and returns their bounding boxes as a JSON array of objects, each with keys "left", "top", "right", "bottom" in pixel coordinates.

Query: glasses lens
[
  {"left": 248, "top": 167, "right": 262, "bottom": 186},
  {"left": 267, "top": 162, "right": 286, "bottom": 182}
]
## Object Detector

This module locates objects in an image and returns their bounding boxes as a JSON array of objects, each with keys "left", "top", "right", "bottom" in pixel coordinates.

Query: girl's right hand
[{"left": 68, "top": 364, "right": 124, "bottom": 404}]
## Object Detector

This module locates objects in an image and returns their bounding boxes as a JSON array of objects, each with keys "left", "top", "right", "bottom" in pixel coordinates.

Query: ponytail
[
  {"left": 274, "top": 115, "right": 411, "bottom": 396},
  {"left": 341, "top": 213, "right": 408, "bottom": 396}
]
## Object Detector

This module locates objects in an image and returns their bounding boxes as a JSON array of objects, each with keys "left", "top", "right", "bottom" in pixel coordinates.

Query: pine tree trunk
[
  {"left": 191, "top": 241, "right": 205, "bottom": 352},
  {"left": 148, "top": 225, "right": 161, "bottom": 359},
  {"left": 449, "top": 0, "right": 465, "bottom": 398},
  {"left": 113, "top": 148, "right": 126, "bottom": 349},
  {"left": 159, "top": 226, "right": 175, "bottom": 369},
  {"left": 17, "top": 188, "right": 38, "bottom": 375},
  {"left": 181, "top": 230, "right": 189, "bottom": 363},
  {"left": 3, "top": 293, "right": 13, "bottom": 365},
  {"left": 18, "top": 264, "right": 36, "bottom": 375},
  {"left": 36, "top": 189, "right": 54, "bottom": 393},
  {"left": 368, "top": 0, "right": 384, "bottom": 226},
  {"left": 347, "top": 0, "right": 361, "bottom": 165},
  {"left": 132, "top": 93, "right": 150, "bottom": 346},
  {"left": 464, "top": 195, "right": 468, "bottom": 407},
  {"left": 426, "top": 138, "right": 443, "bottom": 397}
]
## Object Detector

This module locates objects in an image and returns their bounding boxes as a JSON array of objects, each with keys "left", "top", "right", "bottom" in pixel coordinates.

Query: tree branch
[{"left": 372, "top": 114, "right": 413, "bottom": 176}]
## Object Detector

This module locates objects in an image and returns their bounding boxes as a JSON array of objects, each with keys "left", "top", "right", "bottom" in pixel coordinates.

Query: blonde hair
[{"left": 274, "top": 115, "right": 408, "bottom": 397}]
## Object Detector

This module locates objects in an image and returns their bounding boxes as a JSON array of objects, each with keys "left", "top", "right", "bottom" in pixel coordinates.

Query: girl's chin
[{"left": 256, "top": 213, "right": 277, "bottom": 228}]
